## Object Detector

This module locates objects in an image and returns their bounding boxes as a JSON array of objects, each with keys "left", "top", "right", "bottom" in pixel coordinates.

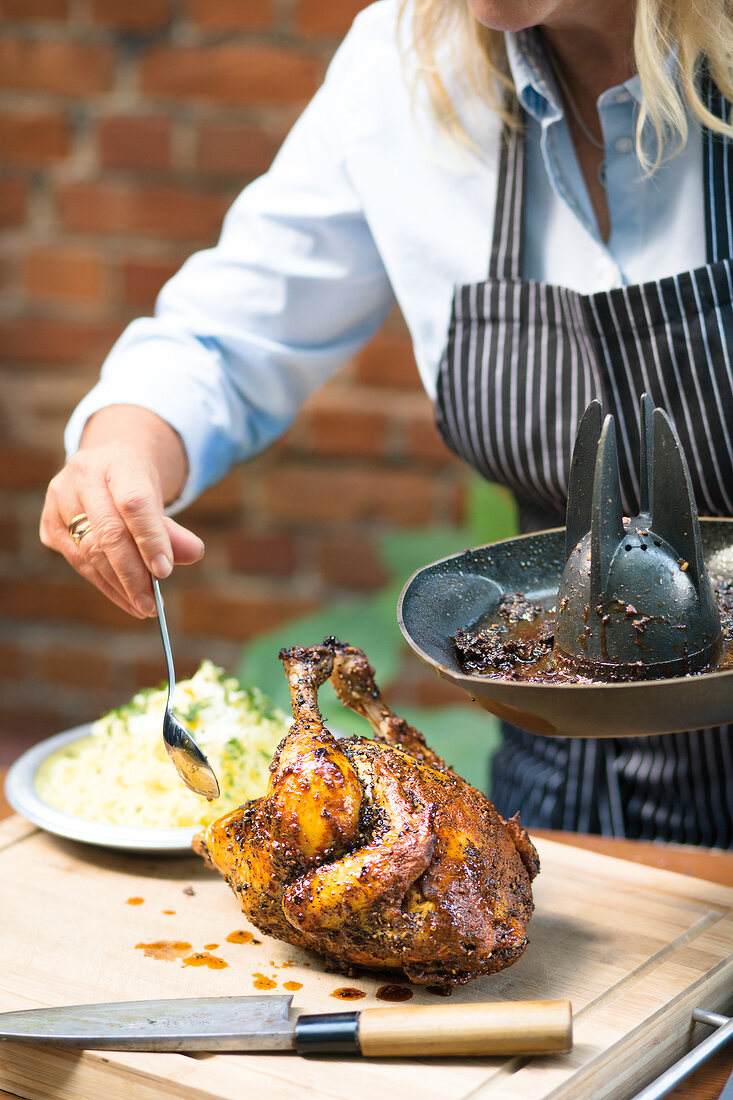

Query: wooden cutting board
[{"left": 0, "top": 814, "right": 730, "bottom": 1100}]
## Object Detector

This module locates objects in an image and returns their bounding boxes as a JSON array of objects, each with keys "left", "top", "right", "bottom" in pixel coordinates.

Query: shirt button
[{"left": 614, "top": 135, "right": 634, "bottom": 154}]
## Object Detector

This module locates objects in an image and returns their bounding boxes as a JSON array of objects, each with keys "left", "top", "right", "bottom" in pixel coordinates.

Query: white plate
[{"left": 4, "top": 725, "right": 201, "bottom": 855}]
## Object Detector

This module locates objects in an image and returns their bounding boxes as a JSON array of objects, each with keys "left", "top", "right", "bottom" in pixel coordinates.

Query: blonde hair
[{"left": 398, "top": 1, "right": 733, "bottom": 170}]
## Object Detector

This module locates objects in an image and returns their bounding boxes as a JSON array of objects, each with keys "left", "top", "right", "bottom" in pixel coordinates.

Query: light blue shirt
[
  {"left": 509, "top": 29, "right": 704, "bottom": 290},
  {"left": 65, "top": 2, "right": 707, "bottom": 510}
]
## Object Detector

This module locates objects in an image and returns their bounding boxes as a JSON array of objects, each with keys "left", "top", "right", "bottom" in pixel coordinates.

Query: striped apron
[{"left": 435, "top": 83, "right": 733, "bottom": 849}]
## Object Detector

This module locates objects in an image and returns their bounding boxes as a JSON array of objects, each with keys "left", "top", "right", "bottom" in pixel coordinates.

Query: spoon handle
[{"left": 152, "top": 577, "right": 175, "bottom": 705}]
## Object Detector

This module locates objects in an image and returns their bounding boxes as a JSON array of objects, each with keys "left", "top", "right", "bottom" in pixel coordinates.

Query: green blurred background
[{"left": 236, "top": 477, "right": 517, "bottom": 790}]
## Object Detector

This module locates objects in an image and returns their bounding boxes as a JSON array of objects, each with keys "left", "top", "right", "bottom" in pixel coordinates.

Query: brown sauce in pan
[{"left": 454, "top": 579, "right": 733, "bottom": 683}]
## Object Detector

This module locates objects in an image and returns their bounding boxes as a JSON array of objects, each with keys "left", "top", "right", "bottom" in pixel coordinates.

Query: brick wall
[{"left": 0, "top": 0, "right": 470, "bottom": 765}]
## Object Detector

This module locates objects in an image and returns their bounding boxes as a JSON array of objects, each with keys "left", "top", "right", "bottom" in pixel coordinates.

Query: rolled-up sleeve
[{"left": 64, "top": 18, "right": 395, "bottom": 512}]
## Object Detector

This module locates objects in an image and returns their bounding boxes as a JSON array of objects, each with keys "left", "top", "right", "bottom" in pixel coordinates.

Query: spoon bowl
[
  {"left": 161, "top": 709, "right": 220, "bottom": 802},
  {"left": 152, "top": 577, "right": 220, "bottom": 801}
]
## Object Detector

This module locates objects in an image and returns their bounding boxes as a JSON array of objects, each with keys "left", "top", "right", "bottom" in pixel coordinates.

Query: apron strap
[
  {"left": 703, "top": 75, "right": 733, "bottom": 262},
  {"left": 488, "top": 96, "right": 525, "bottom": 282}
]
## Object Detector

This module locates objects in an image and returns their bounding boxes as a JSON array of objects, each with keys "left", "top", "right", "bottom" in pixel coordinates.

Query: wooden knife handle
[{"left": 357, "top": 999, "right": 572, "bottom": 1058}]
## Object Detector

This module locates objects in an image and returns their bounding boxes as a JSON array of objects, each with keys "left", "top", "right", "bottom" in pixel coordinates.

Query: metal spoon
[{"left": 151, "top": 577, "right": 220, "bottom": 802}]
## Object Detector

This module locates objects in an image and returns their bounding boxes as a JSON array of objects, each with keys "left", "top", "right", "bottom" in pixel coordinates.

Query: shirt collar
[
  {"left": 505, "top": 27, "right": 645, "bottom": 122},
  {"left": 505, "top": 27, "right": 560, "bottom": 122}
]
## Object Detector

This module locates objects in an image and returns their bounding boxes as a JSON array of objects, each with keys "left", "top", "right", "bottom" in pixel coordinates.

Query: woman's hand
[{"left": 39, "top": 406, "right": 205, "bottom": 618}]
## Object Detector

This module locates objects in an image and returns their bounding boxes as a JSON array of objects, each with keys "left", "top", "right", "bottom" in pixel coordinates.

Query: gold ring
[{"left": 68, "top": 512, "right": 92, "bottom": 546}]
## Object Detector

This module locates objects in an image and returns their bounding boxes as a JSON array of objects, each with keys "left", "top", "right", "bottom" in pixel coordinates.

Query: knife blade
[{"left": 0, "top": 995, "right": 572, "bottom": 1058}]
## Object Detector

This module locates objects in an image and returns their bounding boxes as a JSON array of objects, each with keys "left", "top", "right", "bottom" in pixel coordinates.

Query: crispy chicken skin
[{"left": 193, "top": 639, "right": 539, "bottom": 988}]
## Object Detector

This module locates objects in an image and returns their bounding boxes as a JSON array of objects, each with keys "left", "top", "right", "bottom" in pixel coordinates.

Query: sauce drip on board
[
  {"left": 376, "top": 985, "right": 413, "bottom": 1002},
  {"left": 135, "top": 940, "right": 191, "bottom": 960},
  {"left": 226, "top": 930, "right": 253, "bottom": 943},
  {"left": 331, "top": 987, "right": 366, "bottom": 1000},
  {"left": 283, "top": 980, "right": 303, "bottom": 991},
  {"left": 253, "top": 973, "right": 277, "bottom": 990},
  {"left": 126, "top": 897, "right": 144, "bottom": 905},
  {"left": 183, "top": 952, "right": 228, "bottom": 970}
]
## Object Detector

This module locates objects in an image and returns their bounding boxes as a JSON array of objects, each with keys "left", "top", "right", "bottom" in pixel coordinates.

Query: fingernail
[
  {"left": 197, "top": 541, "right": 205, "bottom": 561},
  {"left": 151, "top": 553, "right": 173, "bottom": 579},
  {"left": 135, "top": 594, "right": 156, "bottom": 616}
]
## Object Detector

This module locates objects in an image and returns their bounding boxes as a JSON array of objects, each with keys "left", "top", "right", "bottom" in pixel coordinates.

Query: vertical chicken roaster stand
[{"left": 398, "top": 396, "right": 733, "bottom": 739}]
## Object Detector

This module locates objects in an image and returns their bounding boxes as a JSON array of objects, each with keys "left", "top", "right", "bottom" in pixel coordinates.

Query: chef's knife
[{"left": 0, "top": 995, "right": 572, "bottom": 1057}]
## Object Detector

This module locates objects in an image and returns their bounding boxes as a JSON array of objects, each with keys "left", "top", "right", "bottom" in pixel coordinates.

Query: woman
[{"left": 41, "top": 0, "right": 733, "bottom": 847}]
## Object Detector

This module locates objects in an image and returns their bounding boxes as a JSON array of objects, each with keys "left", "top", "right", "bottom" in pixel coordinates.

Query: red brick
[
  {"left": 42, "top": 645, "right": 111, "bottom": 690},
  {"left": 57, "top": 182, "right": 228, "bottom": 242},
  {"left": 406, "top": 409, "right": 462, "bottom": 465},
  {"left": 179, "top": 472, "right": 241, "bottom": 520},
  {"left": 90, "top": 0, "right": 171, "bottom": 30},
  {"left": 0, "top": 0, "right": 69, "bottom": 17},
  {"left": 180, "top": 588, "right": 317, "bottom": 640},
  {"left": 12, "top": 376, "right": 94, "bottom": 435},
  {"left": 120, "top": 256, "right": 182, "bottom": 307},
  {"left": 263, "top": 465, "right": 434, "bottom": 525},
  {"left": 0, "top": 178, "right": 27, "bottom": 226},
  {"left": 354, "top": 332, "right": 420, "bottom": 389},
  {"left": 0, "top": 446, "right": 59, "bottom": 490},
  {"left": 272, "top": 417, "right": 308, "bottom": 455},
  {"left": 296, "top": 0, "right": 367, "bottom": 36},
  {"left": 0, "top": 318, "right": 123, "bottom": 366},
  {"left": 195, "top": 122, "right": 277, "bottom": 179},
  {"left": 0, "top": 577, "right": 149, "bottom": 631},
  {"left": 442, "top": 479, "right": 469, "bottom": 526},
  {"left": 399, "top": 675, "right": 469, "bottom": 708},
  {"left": 141, "top": 45, "right": 320, "bottom": 106},
  {"left": 0, "top": 642, "right": 23, "bottom": 682},
  {"left": 227, "top": 531, "right": 296, "bottom": 576},
  {"left": 0, "top": 707, "right": 69, "bottom": 767},
  {"left": 0, "top": 515, "right": 20, "bottom": 552},
  {"left": 188, "top": 0, "right": 271, "bottom": 31},
  {"left": 98, "top": 116, "right": 172, "bottom": 171},
  {"left": 0, "top": 111, "right": 70, "bottom": 164},
  {"left": 134, "top": 653, "right": 200, "bottom": 691},
  {"left": 22, "top": 247, "right": 104, "bottom": 303},
  {"left": 306, "top": 402, "right": 387, "bottom": 458},
  {"left": 0, "top": 41, "right": 115, "bottom": 95},
  {"left": 316, "top": 534, "right": 388, "bottom": 590}
]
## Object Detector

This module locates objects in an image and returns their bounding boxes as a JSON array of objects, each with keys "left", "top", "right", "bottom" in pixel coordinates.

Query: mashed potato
[{"left": 35, "top": 661, "right": 291, "bottom": 829}]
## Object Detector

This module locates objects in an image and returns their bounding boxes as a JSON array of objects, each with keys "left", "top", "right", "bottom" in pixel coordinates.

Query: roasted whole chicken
[{"left": 194, "top": 639, "right": 539, "bottom": 988}]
